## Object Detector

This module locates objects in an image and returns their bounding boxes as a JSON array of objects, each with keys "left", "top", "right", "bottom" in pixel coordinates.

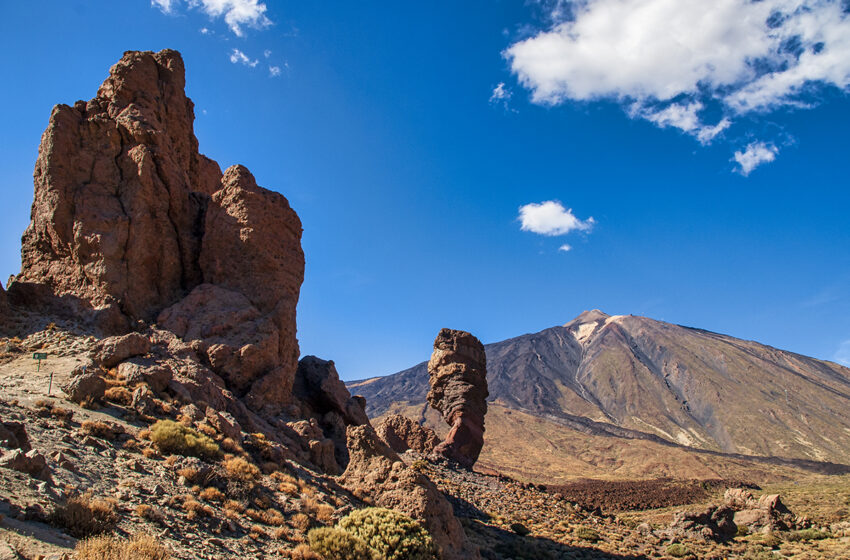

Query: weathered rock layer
[{"left": 426, "top": 328, "right": 488, "bottom": 469}]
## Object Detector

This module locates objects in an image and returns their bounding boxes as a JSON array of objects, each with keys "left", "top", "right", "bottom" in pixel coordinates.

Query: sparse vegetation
[
  {"left": 785, "top": 528, "right": 831, "bottom": 541},
  {"left": 148, "top": 419, "right": 221, "bottom": 459},
  {"left": 574, "top": 527, "right": 600, "bottom": 542},
  {"left": 223, "top": 456, "right": 261, "bottom": 482},
  {"left": 75, "top": 533, "right": 170, "bottom": 560},
  {"left": 338, "top": 507, "right": 437, "bottom": 560},
  {"left": 104, "top": 386, "right": 133, "bottom": 405},
  {"left": 308, "top": 527, "right": 376, "bottom": 560},
  {"left": 80, "top": 420, "right": 121, "bottom": 440},
  {"left": 50, "top": 492, "right": 119, "bottom": 538},
  {"left": 665, "top": 543, "right": 690, "bottom": 557}
]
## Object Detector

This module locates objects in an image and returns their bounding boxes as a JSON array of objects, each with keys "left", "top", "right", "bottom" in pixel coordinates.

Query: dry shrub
[
  {"left": 247, "top": 508, "right": 286, "bottom": 526},
  {"left": 75, "top": 533, "right": 169, "bottom": 560},
  {"left": 164, "top": 455, "right": 181, "bottom": 467},
  {"left": 80, "top": 420, "right": 121, "bottom": 440},
  {"left": 338, "top": 507, "right": 436, "bottom": 560},
  {"left": 220, "top": 437, "right": 244, "bottom": 454},
  {"left": 291, "top": 513, "right": 312, "bottom": 532},
  {"left": 224, "top": 456, "right": 261, "bottom": 482},
  {"left": 50, "top": 492, "right": 119, "bottom": 538},
  {"left": 103, "top": 386, "right": 133, "bottom": 405},
  {"left": 280, "top": 482, "right": 300, "bottom": 496},
  {"left": 314, "top": 503, "right": 336, "bottom": 524},
  {"left": 199, "top": 487, "right": 225, "bottom": 502},
  {"left": 224, "top": 500, "right": 246, "bottom": 519},
  {"left": 290, "top": 544, "right": 322, "bottom": 560},
  {"left": 177, "top": 467, "right": 200, "bottom": 483},
  {"left": 80, "top": 396, "right": 100, "bottom": 410},
  {"left": 141, "top": 447, "right": 159, "bottom": 459},
  {"left": 183, "top": 498, "right": 213, "bottom": 521},
  {"left": 134, "top": 504, "right": 165, "bottom": 523},
  {"left": 250, "top": 524, "right": 268, "bottom": 539},
  {"left": 138, "top": 428, "right": 152, "bottom": 440},
  {"left": 273, "top": 526, "right": 292, "bottom": 540},
  {"left": 149, "top": 420, "right": 221, "bottom": 460},
  {"left": 197, "top": 422, "right": 218, "bottom": 438},
  {"left": 33, "top": 399, "right": 74, "bottom": 423}
]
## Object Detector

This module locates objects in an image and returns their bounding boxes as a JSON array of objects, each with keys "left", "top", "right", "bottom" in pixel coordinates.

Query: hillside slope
[{"left": 349, "top": 310, "right": 850, "bottom": 472}]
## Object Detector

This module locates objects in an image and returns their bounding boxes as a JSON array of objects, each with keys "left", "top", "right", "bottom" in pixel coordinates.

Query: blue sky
[{"left": 1, "top": 1, "right": 849, "bottom": 379}]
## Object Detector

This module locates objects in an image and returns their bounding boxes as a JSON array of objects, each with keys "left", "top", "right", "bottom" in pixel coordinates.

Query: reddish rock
[
  {"left": 293, "top": 356, "right": 370, "bottom": 472},
  {"left": 13, "top": 49, "right": 221, "bottom": 331},
  {"left": 723, "top": 488, "right": 797, "bottom": 532},
  {"left": 63, "top": 369, "right": 106, "bottom": 404},
  {"left": 93, "top": 332, "right": 151, "bottom": 368},
  {"left": 668, "top": 505, "right": 737, "bottom": 542},
  {"left": 376, "top": 414, "right": 440, "bottom": 454},
  {"left": 339, "top": 425, "right": 480, "bottom": 560},
  {"left": 200, "top": 164, "right": 304, "bottom": 385},
  {"left": 426, "top": 328, "right": 488, "bottom": 469}
]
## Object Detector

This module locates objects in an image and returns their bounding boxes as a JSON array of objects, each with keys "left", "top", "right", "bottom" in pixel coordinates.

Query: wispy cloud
[
  {"left": 269, "top": 65, "right": 282, "bottom": 77},
  {"left": 230, "top": 48, "right": 259, "bottom": 68},
  {"left": 152, "top": 0, "right": 271, "bottom": 36},
  {"left": 733, "top": 142, "right": 778, "bottom": 175},
  {"left": 490, "top": 82, "right": 512, "bottom": 103},
  {"left": 506, "top": 0, "right": 850, "bottom": 171},
  {"left": 835, "top": 339, "right": 850, "bottom": 366},
  {"left": 558, "top": 243, "right": 572, "bottom": 252},
  {"left": 518, "top": 200, "right": 594, "bottom": 236}
]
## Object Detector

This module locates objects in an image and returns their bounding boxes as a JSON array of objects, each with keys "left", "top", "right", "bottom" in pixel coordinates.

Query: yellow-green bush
[
  {"left": 75, "top": 533, "right": 170, "bottom": 560},
  {"left": 338, "top": 507, "right": 436, "bottom": 560},
  {"left": 308, "top": 527, "right": 376, "bottom": 560},
  {"left": 665, "top": 543, "right": 690, "bottom": 558},
  {"left": 148, "top": 420, "right": 221, "bottom": 460}
]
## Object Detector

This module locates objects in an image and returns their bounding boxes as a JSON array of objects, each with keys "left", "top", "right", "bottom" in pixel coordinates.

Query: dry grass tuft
[
  {"left": 289, "top": 544, "right": 322, "bottom": 560},
  {"left": 75, "top": 533, "right": 170, "bottom": 560},
  {"left": 199, "top": 487, "right": 225, "bottom": 502},
  {"left": 50, "top": 492, "right": 119, "bottom": 538},
  {"left": 103, "top": 386, "right": 133, "bottom": 405},
  {"left": 80, "top": 420, "right": 121, "bottom": 440},
  {"left": 223, "top": 456, "right": 261, "bottom": 482},
  {"left": 291, "top": 512, "right": 312, "bottom": 532},
  {"left": 134, "top": 504, "right": 165, "bottom": 523}
]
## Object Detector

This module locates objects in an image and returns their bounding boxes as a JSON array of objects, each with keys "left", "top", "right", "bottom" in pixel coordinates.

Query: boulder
[
  {"left": 339, "top": 425, "right": 480, "bottom": 560},
  {"left": 117, "top": 360, "right": 172, "bottom": 391},
  {"left": 668, "top": 505, "right": 737, "bottom": 542},
  {"left": 131, "top": 385, "right": 157, "bottom": 416},
  {"left": 0, "top": 449, "right": 47, "bottom": 478},
  {"left": 723, "top": 488, "right": 796, "bottom": 532},
  {"left": 93, "top": 332, "right": 150, "bottom": 367},
  {"left": 426, "top": 328, "right": 489, "bottom": 469},
  {"left": 376, "top": 414, "right": 441, "bottom": 454},
  {"left": 205, "top": 407, "right": 242, "bottom": 442},
  {"left": 63, "top": 369, "right": 106, "bottom": 404},
  {"left": 0, "top": 422, "right": 31, "bottom": 452}
]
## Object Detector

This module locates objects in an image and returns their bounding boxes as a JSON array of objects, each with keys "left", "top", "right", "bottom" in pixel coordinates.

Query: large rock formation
[
  {"left": 10, "top": 48, "right": 307, "bottom": 421},
  {"left": 426, "top": 328, "right": 488, "bottom": 469},
  {"left": 339, "top": 425, "right": 480, "bottom": 560}
]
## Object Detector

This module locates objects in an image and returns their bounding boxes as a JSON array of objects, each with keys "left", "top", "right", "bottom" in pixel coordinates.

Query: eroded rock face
[
  {"left": 12, "top": 49, "right": 306, "bottom": 426},
  {"left": 13, "top": 49, "right": 221, "bottom": 331},
  {"left": 667, "top": 505, "right": 737, "bottom": 542},
  {"left": 723, "top": 488, "right": 797, "bottom": 532},
  {"left": 376, "top": 414, "right": 440, "bottom": 455},
  {"left": 426, "top": 328, "right": 488, "bottom": 469},
  {"left": 293, "top": 356, "right": 370, "bottom": 471},
  {"left": 339, "top": 425, "right": 480, "bottom": 560}
]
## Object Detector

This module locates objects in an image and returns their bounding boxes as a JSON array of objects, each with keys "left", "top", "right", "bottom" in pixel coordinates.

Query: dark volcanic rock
[{"left": 426, "top": 328, "right": 488, "bottom": 469}]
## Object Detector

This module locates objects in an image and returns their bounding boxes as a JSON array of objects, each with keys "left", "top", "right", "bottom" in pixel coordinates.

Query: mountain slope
[{"left": 349, "top": 310, "right": 850, "bottom": 471}]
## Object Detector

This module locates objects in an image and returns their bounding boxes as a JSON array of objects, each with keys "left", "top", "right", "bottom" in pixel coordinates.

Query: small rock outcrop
[
  {"left": 723, "top": 488, "right": 798, "bottom": 532},
  {"left": 426, "top": 328, "right": 488, "bottom": 468},
  {"left": 376, "top": 414, "right": 440, "bottom": 455},
  {"left": 339, "top": 425, "right": 480, "bottom": 560},
  {"left": 667, "top": 505, "right": 737, "bottom": 542}
]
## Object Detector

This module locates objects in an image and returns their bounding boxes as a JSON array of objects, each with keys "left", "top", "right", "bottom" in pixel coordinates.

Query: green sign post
[{"left": 33, "top": 352, "right": 47, "bottom": 372}]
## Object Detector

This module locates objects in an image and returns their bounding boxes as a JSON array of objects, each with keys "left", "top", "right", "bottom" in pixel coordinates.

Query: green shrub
[
  {"left": 785, "top": 528, "right": 831, "bottom": 541},
  {"left": 510, "top": 522, "right": 530, "bottom": 536},
  {"left": 149, "top": 420, "right": 221, "bottom": 460},
  {"left": 574, "top": 527, "right": 600, "bottom": 542},
  {"left": 338, "top": 507, "right": 437, "bottom": 560},
  {"left": 665, "top": 543, "right": 689, "bottom": 557},
  {"left": 308, "top": 527, "right": 376, "bottom": 560}
]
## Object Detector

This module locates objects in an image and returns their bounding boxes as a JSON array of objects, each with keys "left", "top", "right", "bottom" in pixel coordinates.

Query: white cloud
[
  {"left": 264, "top": 49, "right": 272, "bottom": 58},
  {"left": 506, "top": 0, "right": 850, "bottom": 165},
  {"left": 153, "top": 0, "right": 271, "bottom": 36},
  {"left": 269, "top": 65, "right": 282, "bottom": 77},
  {"left": 230, "top": 49, "right": 259, "bottom": 68},
  {"left": 199, "top": 27, "right": 211, "bottom": 34},
  {"left": 490, "top": 82, "right": 512, "bottom": 102},
  {"left": 733, "top": 141, "right": 779, "bottom": 175},
  {"left": 518, "top": 200, "right": 595, "bottom": 236},
  {"left": 835, "top": 339, "right": 850, "bottom": 366},
  {"left": 558, "top": 243, "right": 573, "bottom": 252}
]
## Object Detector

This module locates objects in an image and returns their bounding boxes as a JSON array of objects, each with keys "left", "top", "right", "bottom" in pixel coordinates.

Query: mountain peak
[{"left": 564, "top": 309, "right": 610, "bottom": 328}]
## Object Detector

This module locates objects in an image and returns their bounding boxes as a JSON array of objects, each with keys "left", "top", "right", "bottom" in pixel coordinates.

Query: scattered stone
[
  {"left": 0, "top": 449, "right": 47, "bottom": 478},
  {"left": 426, "top": 328, "right": 488, "bottom": 469},
  {"left": 0, "top": 421, "right": 31, "bottom": 451}
]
